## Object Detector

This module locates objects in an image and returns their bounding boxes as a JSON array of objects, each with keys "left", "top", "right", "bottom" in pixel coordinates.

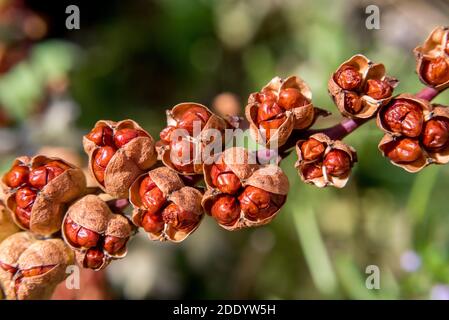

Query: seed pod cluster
[
  {"left": 295, "top": 133, "right": 357, "bottom": 188},
  {"left": 202, "top": 147, "right": 289, "bottom": 230},
  {"left": 129, "top": 167, "right": 203, "bottom": 242},
  {"left": 0, "top": 232, "right": 73, "bottom": 300},
  {"left": 414, "top": 26, "right": 449, "bottom": 90},
  {"left": 1, "top": 156, "right": 86, "bottom": 236},
  {"left": 62, "top": 195, "right": 134, "bottom": 270},
  {"left": 0, "top": 200, "right": 19, "bottom": 242},
  {"left": 83, "top": 119, "right": 157, "bottom": 198},
  {"left": 378, "top": 94, "right": 449, "bottom": 172},
  {"left": 328, "top": 54, "right": 398, "bottom": 119},
  {"left": 157, "top": 103, "right": 229, "bottom": 176},
  {"left": 246, "top": 76, "right": 326, "bottom": 148}
]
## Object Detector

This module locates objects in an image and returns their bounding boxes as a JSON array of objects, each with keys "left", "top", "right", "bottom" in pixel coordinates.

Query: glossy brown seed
[
  {"left": 385, "top": 138, "right": 422, "bottom": 163},
  {"left": 15, "top": 207, "right": 31, "bottom": 229},
  {"left": 344, "top": 92, "right": 363, "bottom": 114},
  {"left": 210, "top": 163, "right": 241, "bottom": 194},
  {"left": 323, "top": 150, "right": 351, "bottom": 177},
  {"left": 257, "top": 101, "right": 284, "bottom": 123},
  {"left": 64, "top": 217, "right": 100, "bottom": 249},
  {"left": 21, "top": 265, "right": 54, "bottom": 278},
  {"left": 422, "top": 118, "right": 449, "bottom": 150},
  {"left": 177, "top": 106, "right": 210, "bottom": 135},
  {"left": 139, "top": 176, "right": 166, "bottom": 213},
  {"left": 170, "top": 138, "right": 195, "bottom": 173},
  {"left": 28, "top": 161, "right": 65, "bottom": 189},
  {"left": 335, "top": 65, "right": 362, "bottom": 90},
  {"left": 4, "top": 165, "right": 29, "bottom": 188},
  {"left": 93, "top": 146, "right": 116, "bottom": 183},
  {"left": 113, "top": 128, "right": 147, "bottom": 148},
  {"left": 86, "top": 125, "right": 114, "bottom": 146},
  {"left": 278, "top": 88, "right": 308, "bottom": 110},
  {"left": 365, "top": 79, "right": 393, "bottom": 100},
  {"left": 103, "top": 236, "right": 128, "bottom": 255},
  {"left": 238, "top": 186, "right": 280, "bottom": 220},
  {"left": 382, "top": 100, "right": 424, "bottom": 137},
  {"left": 257, "top": 89, "right": 277, "bottom": 104},
  {"left": 300, "top": 138, "right": 325, "bottom": 161},
  {"left": 422, "top": 57, "right": 449, "bottom": 85},
  {"left": 301, "top": 163, "right": 323, "bottom": 180},
  {"left": 210, "top": 194, "right": 240, "bottom": 226},
  {"left": 162, "top": 203, "right": 199, "bottom": 231},
  {"left": 15, "top": 187, "right": 37, "bottom": 209},
  {"left": 141, "top": 211, "right": 165, "bottom": 234},
  {"left": 84, "top": 248, "right": 105, "bottom": 269},
  {"left": 259, "top": 116, "right": 287, "bottom": 141}
]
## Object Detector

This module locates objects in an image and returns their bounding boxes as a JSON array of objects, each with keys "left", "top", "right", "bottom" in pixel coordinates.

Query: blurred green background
[{"left": 1, "top": 0, "right": 449, "bottom": 299}]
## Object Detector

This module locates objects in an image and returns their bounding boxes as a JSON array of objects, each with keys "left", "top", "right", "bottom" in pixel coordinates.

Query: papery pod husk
[
  {"left": 2, "top": 156, "right": 86, "bottom": 236},
  {"left": 328, "top": 54, "right": 397, "bottom": 119},
  {"left": 62, "top": 195, "right": 133, "bottom": 267},
  {"left": 202, "top": 165, "right": 289, "bottom": 231},
  {"left": 0, "top": 232, "right": 74, "bottom": 300},
  {"left": 203, "top": 147, "right": 258, "bottom": 190},
  {"left": 158, "top": 103, "right": 231, "bottom": 176},
  {"left": 378, "top": 134, "right": 428, "bottom": 173},
  {"left": 295, "top": 133, "right": 357, "bottom": 188},
  {"left": 145, "top": 186, "right": 203, "bottom": 243},
  {"left": 425, "top": 105, "right": 449, "bottom": 164},
  {"left": 376, "top": 94, "right": 433, "bottom": 137},
  {"left": 0, "top": 200, "right": 19, "bottom": 242},
  {"left": 246, "top": 76, "right": 325, "bottom": 148},
  {"left": 414, "top": 26, "right": 449, "bottom": 91},
  {"left": 83, "top": 119, "right": 157, "bottom": 198}
]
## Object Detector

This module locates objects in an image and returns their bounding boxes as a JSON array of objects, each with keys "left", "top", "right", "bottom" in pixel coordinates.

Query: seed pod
[
  {"left": 203, "top": 147, "right": 258, "bottom": 194},
  {"left": 421, "top": 105, "right": 449, "bottom": 164},
  {"left": 414, "top": 26, "right": 449, "bottom": 90},
  {"left": 130, "top": 167, "right": 203, "bottom": 242},
  {"left": 246, "top": 76, "right": 327, "bottom": 148},
  {"left": 157, "top": 103, "right": 230, "bottom": 176},
  {"left": 295, "top": 133, "right": 357, "bottom": 188},
  {"left": 83, "top": 119, "right": 157, "bottom": 198},
  {"left": 1, "top": 156, "right": 86, "bottom": 236},
  {"left": 0, "top": 232, "right": 74, "bottom": 300},
  {"left": 377, "top": 94, "right": 432, "bottom": 137},
  {"left": 0, "top": 200, "right": 19, "bottom": 243},
  {"left": 62, "top": 195, "right": 134, "bottom": 270},
  {"left": 202, "top": 165, "right": 289, "bottom": 230},
  {"left": 328, "top": 54, "right": 398, "bottom": 119}
]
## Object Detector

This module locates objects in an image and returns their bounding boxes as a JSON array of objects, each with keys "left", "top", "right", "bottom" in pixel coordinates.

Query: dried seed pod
[
  {"left": 414, "top": 26, "right": 449, "bottom": 90},
  {"left": 203, "top": 147, "right": 258, "bottom": 194},
  {"left": 1, "top": 156, "right": 86, "bottom": 236},
  {"left": 130, "top": 167, "right": 203, "bottom": 242},
  {"left": 246, "top": 76, "right": 326, "bottom": 148},
  {"left": 328, "top": 54, "right": 397, "bottom": 119},
  {"left": 295, "top": 133, "right": 357, "bottom": 188},
  {"left": 377, "top": 94, "right": 432, "bottom": 138},
  {"left": 0, "top": 232, "right": 74, "bottom": 300},
  {"left": 62, "top": 195, "right": 134, "bottom": 270},
  {"left": 83, "top": 119, "right": 157, "bottom": 198},
  {"left": 0, "top": 200, "right": 19, "bottom": 243},
  {"left": 157, "top": 103, "right": 230, "bottom": 176},
  {"left": 202, "top": 165, "right": 289, "bottom": 230}
]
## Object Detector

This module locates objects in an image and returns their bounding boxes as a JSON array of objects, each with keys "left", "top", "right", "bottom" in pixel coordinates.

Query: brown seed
[
  {"left": 86, "top": 125, "right": 114, "bottom": 146},
  {"left": 301, "top": 163, "right": 323, "bottom": 180},
  {"left": 4, "top": 165, "right": 29, "bottom": 188},
  {"left": 114, "top": 128, "right": 148, "bottom": 148},
  {"left": 300, "top": 138, "right": 325, "bottom": 161},
  {"left": 365, "top": 79, "right": 393, "bottom": 100},
  {"left": 139, "top": 176, "right": 166, "bottom": 214},
  {"left": 141, "top": 211, "right": 165, "bottom": 234},
  {"left": 238, "top": 186, "right": 279, "bottom": 221},
  {"left": 335, "top": 65, "right": 362, "bottom": 90},
  {"left": 385, "top": 138, "right": 422, "bottom": 163},
  {"left": 210, "top": 163, "right": 241, "bottom": 194},
  {"left": 422, "top": 57, "right": 449, "bottom": 85},
  {"left": 382, "top": 100, "right": 424, "bottom": 137},
  {"left": 103, "top": 236, "right": 128, "bottom": 255},
  {"left": 161, "top": 203, "right": 199, "bottom": 231},
  {"left": 421, "top": 118, "right": 449, "bottom": 150},
  {"left": 259, "top": 116, "right": 287, "bottom": 141},
  {"left": 84, "top": 248, "right": 105, "bottom": 270},
  {"left": 210, "top": 194, "right": 240, "bottom": 226},
  {"left": 344, "top": 92, "right": 363, "bottom": 114},
  {"left": 170, "top": 138, "right": 195, "bottom": 174},
  {"left": 278, "top": 88, "right": 308, "bottom": 110},
  {"left": 323, "top": 150, "right": 351, "bottom": 177},
  {"left": 257, "top": 101, "right": 284, "bottom": 123},
  {"left": 93, "top": 146, "right": 116, "bottom": 183}
]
